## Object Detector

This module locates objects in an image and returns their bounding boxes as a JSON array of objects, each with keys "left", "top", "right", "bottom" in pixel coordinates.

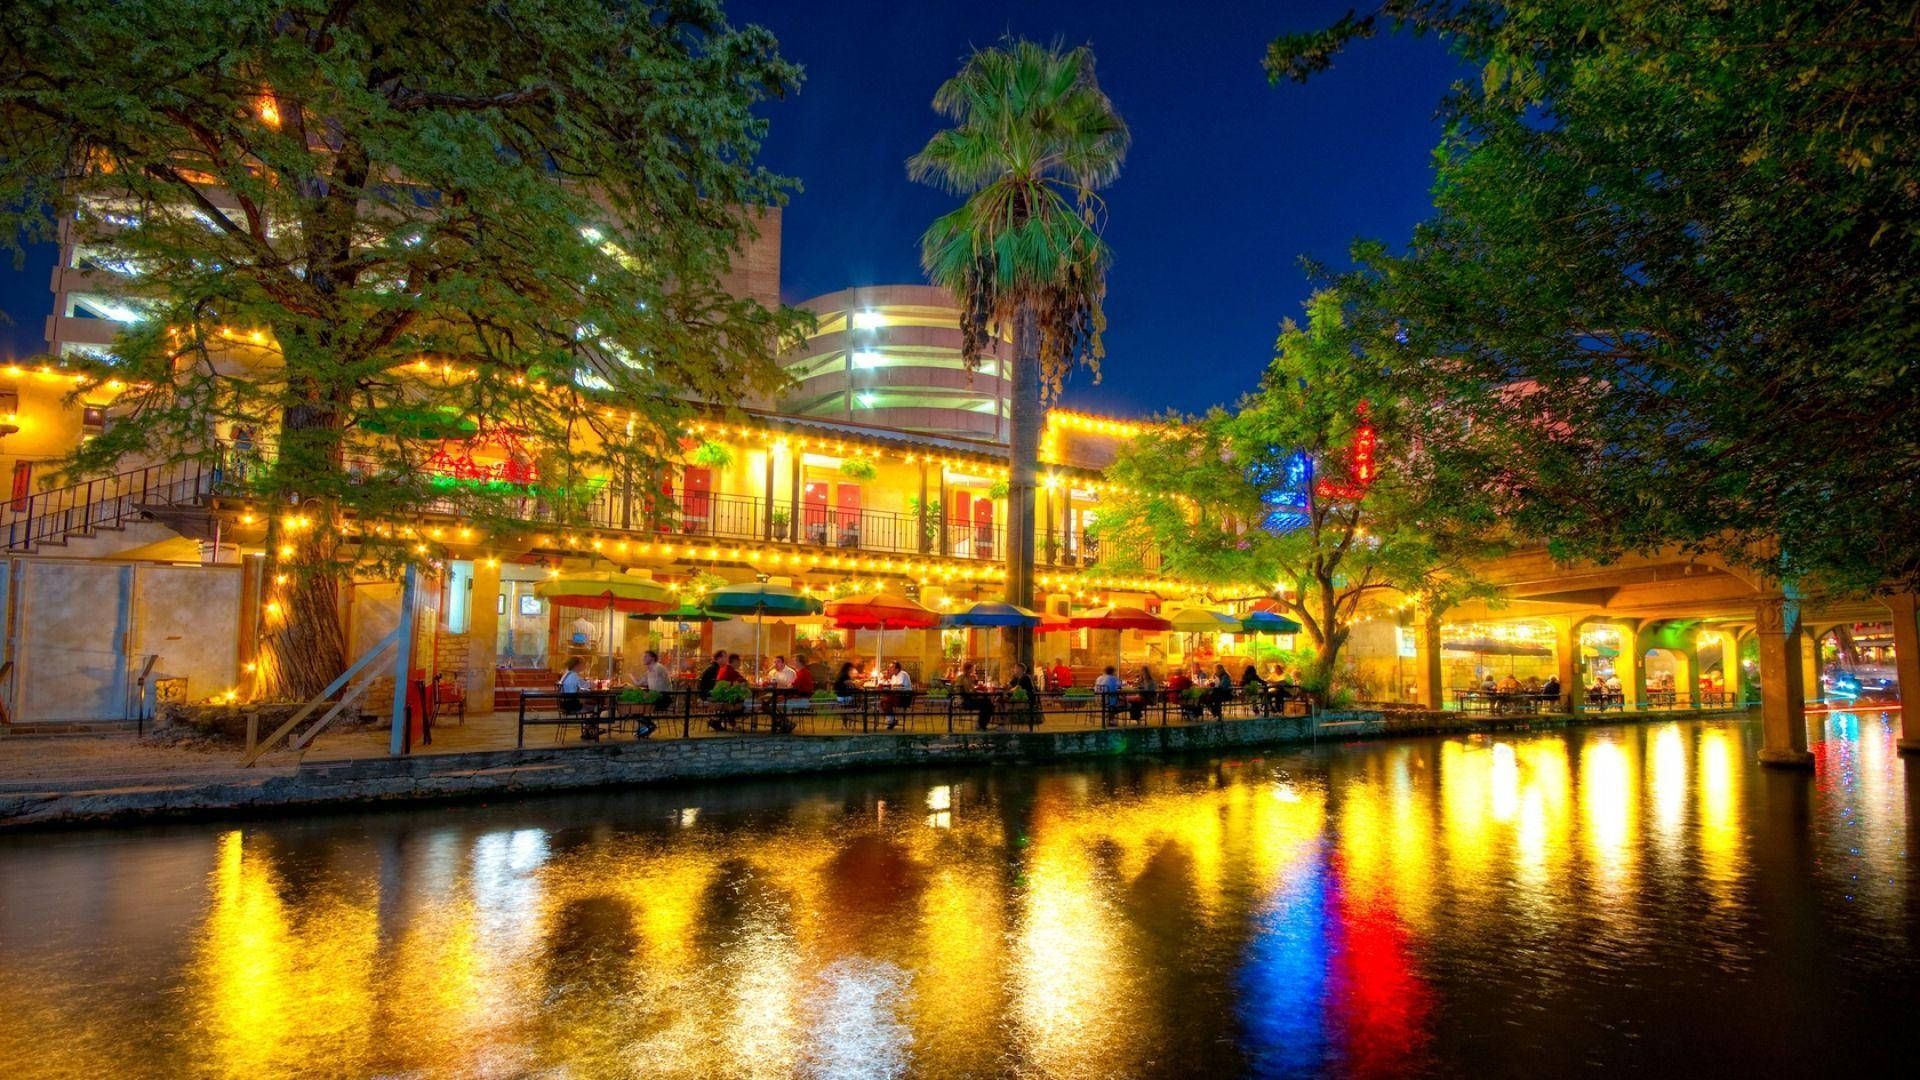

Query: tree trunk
[
  {"left": 253, "top": 503, "right": 348, "bottom": 702},
  {"left": 1002, "top": 304, "right": 1041, "bottom": 671}
]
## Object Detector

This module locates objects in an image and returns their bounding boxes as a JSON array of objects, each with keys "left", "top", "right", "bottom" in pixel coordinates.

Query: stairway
[
  {"left": 3, "top": 458, "right": 220, "bottom": 555},
  {"left": 493, "top": 665, "right": 556, "bottom": 711}
]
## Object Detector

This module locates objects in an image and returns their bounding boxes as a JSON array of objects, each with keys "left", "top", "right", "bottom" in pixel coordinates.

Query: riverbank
[{"left": 0, "top": 705, "right": 1750, "bottom": 828}]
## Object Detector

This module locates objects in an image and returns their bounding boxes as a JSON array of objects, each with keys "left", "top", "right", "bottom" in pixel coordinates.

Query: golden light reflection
[
  {"left": 1649, "top": 723, "right": 1689, "bottom": 857},
  {"left": 1696, "top": 725, "right": 1743, "bottom": 905},
  {"left": 1580, "top": 735, "right": 1638, "bottom": 899}
]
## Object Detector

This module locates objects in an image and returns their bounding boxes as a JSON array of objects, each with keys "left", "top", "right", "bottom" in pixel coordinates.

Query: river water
[{"left": 1, "top": 714, "right": 1914, "bottom": 1078}]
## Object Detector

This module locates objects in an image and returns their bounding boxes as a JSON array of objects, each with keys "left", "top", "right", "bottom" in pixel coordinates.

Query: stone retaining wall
[{"left": 1, "top": 706, "right": 1749, "bottom": 827}]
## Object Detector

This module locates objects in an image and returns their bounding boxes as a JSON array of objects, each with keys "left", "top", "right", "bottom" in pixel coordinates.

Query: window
[{"left": 82, "top": 404, "right": 107, "bottom": 434}]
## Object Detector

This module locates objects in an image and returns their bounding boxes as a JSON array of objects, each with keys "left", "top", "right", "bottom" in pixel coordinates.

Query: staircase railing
[{"left": 3, "top": 456, "right": 221, "bottom": 552}]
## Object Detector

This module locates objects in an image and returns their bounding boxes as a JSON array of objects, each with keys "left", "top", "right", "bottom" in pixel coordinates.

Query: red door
[
  {"left": 683, "top": 467, "right": 712, "bottom": 533},
  {"left": 973, "top": 497, "right": 995, "bottom": 556},
  {"left": 803, "top": 481, "right": 829, "bottom": 543},
  {"left": 836, "top": 484, "right": 862, "bottom": 547}
]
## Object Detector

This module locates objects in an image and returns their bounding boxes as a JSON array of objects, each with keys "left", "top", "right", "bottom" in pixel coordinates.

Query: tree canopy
[
  {"left": 1095, "top": 292, "right": 1498, "bottom": 692},
  {"left": 0, "top": 0, "right": 805, "bottom": 695},
  {"left": 1269, "top": 0, "right": 1920, "bottom": 595}
]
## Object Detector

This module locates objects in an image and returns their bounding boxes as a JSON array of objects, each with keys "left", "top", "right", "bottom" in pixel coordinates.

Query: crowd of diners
[{"left": 552, "top": 649, "right": 1316, "bottom": 735}]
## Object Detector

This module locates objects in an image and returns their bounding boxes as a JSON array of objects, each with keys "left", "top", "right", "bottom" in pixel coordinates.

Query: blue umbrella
[
  {"left": 940, "top": 601, "right": 1043, "bottom": 628},
  {"left": 1241, "top": 610, "right": 1303, "bottom": 634}
]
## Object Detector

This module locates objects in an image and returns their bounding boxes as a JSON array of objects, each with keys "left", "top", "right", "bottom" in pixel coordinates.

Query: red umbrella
[
  {"left": 1036, "top": 611, "right": 1073, "bottom": 634},
  {"left": 1070, "top": 606, "right": 1172, "bottom": 672},
  {"left": 825, "top": 593, "right": 940, "bottom": 673},
  {"left": 1069, "top": 606, "right": 1173, "bottom": 631}
]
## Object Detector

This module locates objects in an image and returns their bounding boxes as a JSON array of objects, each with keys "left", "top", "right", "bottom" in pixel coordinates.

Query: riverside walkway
[{"left": 0, "top": 699, "right": 1751, "bottom": 828}]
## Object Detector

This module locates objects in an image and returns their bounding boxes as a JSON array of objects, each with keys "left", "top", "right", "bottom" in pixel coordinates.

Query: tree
[
  {"left": 908, "top": 38, "right": 1129, "bottom": 669},
  {"left": 1096, "top": 292, "right": 1497, "bottom": 695},
  {"left": 1267, "top": 1, "right": 1920, "bottom": 595},
  {"left": 0, "top": 0, "right": 805, "bottom": 698}
]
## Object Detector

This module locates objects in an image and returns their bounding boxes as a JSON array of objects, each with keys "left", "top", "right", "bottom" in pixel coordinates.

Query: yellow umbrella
[{"left": 535, "top": 570, "right": 672, "bottom": 677}]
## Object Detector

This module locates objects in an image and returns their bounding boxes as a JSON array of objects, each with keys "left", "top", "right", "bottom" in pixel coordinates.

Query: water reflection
[{"left": 2, "top": 715, "right": 1918, "bottom": 1078}]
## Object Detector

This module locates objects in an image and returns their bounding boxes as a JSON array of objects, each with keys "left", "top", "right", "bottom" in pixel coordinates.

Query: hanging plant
[
  {"left": 691, "top": 441, "right": 734, "bottom": 469},
  {"left": 987, "top": 480, "right": 1009, "bottom": 500},
  {"left": 839, "top": 457, "right": 878, "bottom": 481}
]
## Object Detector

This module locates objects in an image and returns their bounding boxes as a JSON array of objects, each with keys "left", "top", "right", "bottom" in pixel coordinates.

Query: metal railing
[
  {"left": 4, "top": 457, "right": 220, "bottom": 552},
  {"left": 514, "top": 684, "right": 1317, "bottom": 745},
  {"left": 4, "top": 442, "right": 1163, "bottom": 571}
]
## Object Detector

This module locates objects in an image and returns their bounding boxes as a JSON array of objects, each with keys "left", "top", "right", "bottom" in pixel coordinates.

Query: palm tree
[{"left": 909, "top": 39, "right": 1129, "bottom": 669}]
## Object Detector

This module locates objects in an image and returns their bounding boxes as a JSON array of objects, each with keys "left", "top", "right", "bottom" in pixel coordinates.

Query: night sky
[{"left": 0, "top": 0, "right": 1468, "bottom": 417}]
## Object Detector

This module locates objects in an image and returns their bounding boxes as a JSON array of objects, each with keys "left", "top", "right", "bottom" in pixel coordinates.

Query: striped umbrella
[
  {"left": 535, "top": 571, "right": 672, "bottom": 678},
  {"left": 707, "top": 582, "right": 824, "bottom": 674}
]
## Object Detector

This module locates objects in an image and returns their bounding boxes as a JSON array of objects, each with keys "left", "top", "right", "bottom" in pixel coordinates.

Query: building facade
[{"left": 779, "top": 285, "right": 1010, "bottom": 441}]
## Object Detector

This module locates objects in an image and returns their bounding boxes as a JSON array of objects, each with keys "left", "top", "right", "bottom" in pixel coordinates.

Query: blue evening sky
[{"left": 0, "top": 0, "right": 1468, "bottom": 418}]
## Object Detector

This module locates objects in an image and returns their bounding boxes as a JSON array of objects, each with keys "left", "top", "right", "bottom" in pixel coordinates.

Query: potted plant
[
  {"left": 839, "top": 457, "right": 877, "bottom": 481},
  {"left": 709, "top": 681, "right": 750, "bottom": 707},
  {"left": 987, "top": 479, "right": 1009, "bottom": 501},
  {"left": 619, "top": 688, "right": 663, "bottom": 706},
  {"left": 770, "top": 507, "right": 790, "bottom": 540},
  {"left": 691, "top": 440, "right": 734, "bottom": 469}
]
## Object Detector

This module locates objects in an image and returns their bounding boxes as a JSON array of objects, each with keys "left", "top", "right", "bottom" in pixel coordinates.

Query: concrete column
[
  {"left": 1673, "top": 645, "right": 1699, "bottom": 707},
  {"left": 1801, "top": 631, "right": 1824, "bottom": 704},
  {"left": 1885, "top": 592, "right": 1920, "bottom": 753},
  {"left": 1416, "top": 616, "right": 1444, "bottom": 709},
  {"left": 1755, "top": 597, "right": 1813, "bottom": 768},
  {"left": 1718, "top": 631, "right": 1743, "bottom": 705},
  {"left": 1624, "top": 624, "right": 1648, "bottom": 711},
  {"left": 1554, "top": 616, "right": 1583, "bottom": 713},
  {"left": 466, "top": 558, "right": 501, "bottom": 716}
]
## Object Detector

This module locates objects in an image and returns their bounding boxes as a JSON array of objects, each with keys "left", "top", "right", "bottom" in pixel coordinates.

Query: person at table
[
  {"left": 696, "top": 650, "right": 726, "bottom": 696},
  {"left": 878, "top": 660, "right": 912, "bottom": 728},
  {"left": 719, "top": 653, "right": 748, "bottom": 684},
  {"left": 1240, "top": 663, "right": 1268, "bottom": 714},
  {"left": 798, "top": 652, "right": 830, "bottom": 694},
  {"left": 767, "top": 655, "right": 796, "bottom": 689},
  {"left": 1049, "top": 659, "right": 1073, "bottom": 691},
  {"left": 1006, "top": 663, "right": 1038, "bottom": 717},
  {"left": 833, "top": 661, "right": 860, "bottom": 704},
  {"left": 956, "top": 661, "right": 995, "bottom": 731},
  {"left": 1167, "top": 666, "right": 1198, "bottom": 719},
  {"left": 1094, "top": 665, "right": 1124, "bottom": 723},
  {"left": 1541, "top": 674, "right": 1561, "bottom": 704},
  {"left": 558, "top": 656, "right": 602, "bottom": 740},
  {"left": 628, "top": 650, "right": 670, "bottom": 736},
  {"left": 1498, "top": 672, "right": 1521, "bottom": 694},
  {"left": 1208, "top": 663, "right": 1234, "bottom": 719}
]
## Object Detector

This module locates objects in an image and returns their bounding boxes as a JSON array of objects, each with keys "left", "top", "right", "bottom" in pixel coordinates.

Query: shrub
[
  {"left": 838, "top": 457, "right": 878, "bottom": 480},
  {"left": 691, "top": 441, "right": 734, "bottom": 469},
  {"left": 709, "top": 682, "right": 750, "bottom": 706},
  {"left": 619, "top": 688, "right": 663, "bottom": 705}
]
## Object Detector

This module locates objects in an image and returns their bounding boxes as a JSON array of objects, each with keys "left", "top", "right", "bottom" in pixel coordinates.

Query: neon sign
[
  {"left": 1250, "top": 404, "right": 1379, "bottom": 535},
  {"left": 425, "top": 428, "right": 539, "bottom": 486}
]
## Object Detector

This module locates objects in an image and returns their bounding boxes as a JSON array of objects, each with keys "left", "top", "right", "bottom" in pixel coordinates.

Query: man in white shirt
[
  {"left": 769, "top": 656, "right": 796, "bottom": 688},
  {"left": 640, "top": 650, "right": 672, "bottom": 693}
]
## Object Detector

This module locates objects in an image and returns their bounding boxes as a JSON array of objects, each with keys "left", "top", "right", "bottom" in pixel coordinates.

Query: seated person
[
  {"left": 558, "top": 657, "right": 601, "bottom": 740},
  {"left": 1166, "top": 667, "right": 1198, "bottom": 718},
  {"left": 1005, "top": 663, "right": 1040, "bottom": 723},
  {"left": 879, "top": 660, "right": 912, "bottom": 728},
  {"left": 833, "top": 661, "right": 860, "bottom": 704},
  {"left": 956, "top": 661, "right": 994, "bottom": 731},
  {"left": 1094, "top": 665, "right": 1124, "bottom": 723}
]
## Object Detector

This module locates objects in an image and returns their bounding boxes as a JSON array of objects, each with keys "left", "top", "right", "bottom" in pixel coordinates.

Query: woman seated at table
[
  {"left": 557, "top": 657, "right": 602, "bottom": 741},
  {"left": 956, "top": 661, "right": 995, "bottom": 731},
  {"left": 1167, "top": 666, "right": 1198, "bottom": 719},
  {"left": 1006, "top": 663, "right": 1039, "bottom": 723},
  {"left": 1239, "top": 663, "right": 1267, "bottom": 713},
  {"left": 833, "top": 661, "right": 860, "bottom": 704},
  {"left": 1094, "top": 665, "right": 1126, "bottom": 723},
  {"left": 1133, "top": 666, "right": 1159, "bottom": 722}
]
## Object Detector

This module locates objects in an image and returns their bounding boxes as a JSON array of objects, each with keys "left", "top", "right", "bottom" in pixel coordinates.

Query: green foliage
[
  {"left": 1096, "top": 292, "right": 1500, "bottom": 687},
  {"left": 691, "top": 441, "right": 735, "bottom": 470},
  {"left": 619, "top": 688, "right": 663, "bottom": 706},
  {"left": 908, "top": 38, "right": 1130, "bottom": 393},
  {"left": 708, "top": 681, "right": 750, "bottom": 706},
  {"left": 987, "top": 480, "right": 1010, "bottom": 501},
  {"left": 1009, "top": 687, "right": 1030, "bottom": 703},
  {"left": 838, "top": 457, "right": 877, "bottom": 481},
  {"left": 0, "top": 0, "right": 805, "bottom": 557},
  {"left": 1270, "top": 0, "right": 1920, "bottom": 594},
  {"left": 810, "top": 689, "right": 838, "bottom": 703}
]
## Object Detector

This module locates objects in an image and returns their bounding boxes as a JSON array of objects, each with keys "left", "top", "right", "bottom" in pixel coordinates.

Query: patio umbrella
[
  {"left": 826, "top": 592, "right": 939, "bottom": 675},
  {"left": 536, "top": 571, "right": 673, "bottom": 678},
  {"left": 706, "top": 582, "right": 823, "bottom": 675},
  {"left": 1070, "top": 606, "right": 1173, "bottom": 672},
  {"left": 1165, "top": 606, "right": 1242, "bottom": 666},
  {"left": 1239, "top": 610, "right": 1304, "bottom": 670},
  {"left": 937, "top": 601, "right": 1044, "bottom": 681},
  {"left": 630, "top": 603, "right": 731, "bottom": 671},
  {"left": 1036, "top": 611, "right": 1073, "bottom": 634}
]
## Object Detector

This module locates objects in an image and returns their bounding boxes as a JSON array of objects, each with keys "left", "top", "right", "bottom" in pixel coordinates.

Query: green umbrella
[{"left": 706, "top": 583, "right": 823, "bottom": 674}]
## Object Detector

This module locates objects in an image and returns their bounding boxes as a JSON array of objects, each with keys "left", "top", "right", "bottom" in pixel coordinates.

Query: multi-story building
[{"left": 778, "top": 285, "right": 1010, "bottom": 440}]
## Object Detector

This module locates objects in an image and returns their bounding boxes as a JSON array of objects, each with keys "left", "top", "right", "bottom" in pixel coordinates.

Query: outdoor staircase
[
  {"left": 2, "top": 458, "right": 221, "bottom": 556},
  {"left": 493, "top": 665, "right": 555, "bottom": 711}
]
